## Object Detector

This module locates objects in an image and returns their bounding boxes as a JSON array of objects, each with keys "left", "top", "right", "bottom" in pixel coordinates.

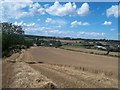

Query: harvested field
[
  {"left": 30, "top": 63, "right": 117, "bottom": 88},
  {"left": 2, "top": 51, "right": 56, "bottom": 88},
  {"left": 2, "top": 47, "right": 118, "bottom": 88},
  {"left": 61, "top": 46, "right": 119, "bottom": 57},
  {"left": 29, "top": 47, "right": 118, "bottom": 74}
]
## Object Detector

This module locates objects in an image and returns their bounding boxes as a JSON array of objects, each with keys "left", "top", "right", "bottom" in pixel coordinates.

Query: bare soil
[{"left": 2, "top": 46, "right": 118, "bottom": 88}]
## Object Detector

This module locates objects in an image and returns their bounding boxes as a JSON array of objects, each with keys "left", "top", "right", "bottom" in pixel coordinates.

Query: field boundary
[{"left": 60, "top": 47, "right": 119, "bottom": 58}]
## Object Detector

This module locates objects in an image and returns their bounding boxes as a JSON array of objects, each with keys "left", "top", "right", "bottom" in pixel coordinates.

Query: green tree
[{"left": 1, "top": 22, "right": 25, "bottom": 57}]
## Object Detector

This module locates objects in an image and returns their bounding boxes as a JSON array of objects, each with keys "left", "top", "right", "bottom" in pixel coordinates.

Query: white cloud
[
  {"left": 71, "top": 21, "right": 78, "bottom": 27},
  {"left": 106, "top": 5, "right": 119, "bottom": 18},
  {"left": 37, "top": 8, "right": 45, "bottom": 14},
  {"left": 45, "top": 18, "right": 54, "bottom": 23},
  {"left": 46, "top": 1, "right": 76, "bottom": 16},
  {"left": 1, "top": 1, "right": 45, "bottom": 20},
  {"left": 103, "top": 21, "right": 112, "bottom": 25},
  {"left": 13, "top": 21, "right": 35, "bottom": 27},
  {"left": 54, "top": 25, "right": 62, "bottom": 28},
  {"left": 79, "top": 32, "right": 105, "bottom": 37},
  {"left": 77, "top": 3, "right": 90, "bottom": 16},
  {"left": 1, "top": 0, "right": 33, "bottom": 19},
  {"left": 25, "top": 23, "right": 35, "bottom": 27},
  {"left": 1, "top": 1, "right": 92, "bottom": 20},
  {"left": 0, "top": 2, "right": 6, "bottom": 22},
  {"left": 45, "top": 18, "right": 67, "bottom": 25},
  {"left": 29, "top": 2, "right": 40, "bottom": 8},
  {"left": 71, "top": 20, "right": 89, "bottom": 27},
  {"left": 2, "top": 0, "right": 32, "bottom": 2},
  {"left": 24, "top": 26, "right": 105, "bottom": 39},
  {"left": 44, "top": 4, "right": 49, "bottom": 8},
  {"left": 13, "top": 21, "right": 23, "bottom": 26},
  {"left": 29, "top": 3, "right": 45, "bottom": 15}
]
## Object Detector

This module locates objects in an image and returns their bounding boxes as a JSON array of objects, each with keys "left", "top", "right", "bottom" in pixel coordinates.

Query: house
[{"left": 94, "top": 45, "right": 107, "bottom": 50}]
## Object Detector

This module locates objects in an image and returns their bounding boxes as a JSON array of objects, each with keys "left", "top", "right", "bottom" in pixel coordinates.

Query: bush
[
  {"left": 1, "top": 22, "right": 34, "bottom": 57},
  {"left": 24, "top": 40, "right": 33, "bottom": 48}
]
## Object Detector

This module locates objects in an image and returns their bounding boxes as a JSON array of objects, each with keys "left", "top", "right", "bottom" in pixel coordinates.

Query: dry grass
[
  {"left": 5, "top": 62, "right": 57, "bottom": 88},
  {"left": 37, "top": 63, "right": 118, "bottom": 88},
  {"left": 49, "top": 63, "right": 117, "bottom": 78}
]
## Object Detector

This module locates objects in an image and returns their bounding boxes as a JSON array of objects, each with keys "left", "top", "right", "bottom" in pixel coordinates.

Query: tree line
[
  {"left": 1, "top": 22, "right": 62, "bottom": 57},
  {"left": 1, "top": 22, "right": 33, "bottom": 57}
]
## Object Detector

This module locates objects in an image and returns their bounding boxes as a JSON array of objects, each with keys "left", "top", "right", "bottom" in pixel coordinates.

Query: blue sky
[{"left": 0, "top": 0, "right": 119, "bottom": 40}]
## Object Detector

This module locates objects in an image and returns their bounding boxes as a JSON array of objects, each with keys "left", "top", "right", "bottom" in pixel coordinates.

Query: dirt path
[{"left": 2, "top": 47, "right": 118, "bottom": 88}]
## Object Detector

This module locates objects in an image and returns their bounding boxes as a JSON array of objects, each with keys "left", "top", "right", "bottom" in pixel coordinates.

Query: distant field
[{"left": 61, "top": 46, "right": 119, "bottom": 57}]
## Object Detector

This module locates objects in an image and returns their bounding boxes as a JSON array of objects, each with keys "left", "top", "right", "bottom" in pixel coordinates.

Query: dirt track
[{"left": 2, "top": 46, "right": 118, "bottom": 88}]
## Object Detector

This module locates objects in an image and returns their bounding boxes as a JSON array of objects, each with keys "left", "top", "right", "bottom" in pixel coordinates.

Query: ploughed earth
[{"left": 2, "top": 46, "right": 118, "bottom": 88}]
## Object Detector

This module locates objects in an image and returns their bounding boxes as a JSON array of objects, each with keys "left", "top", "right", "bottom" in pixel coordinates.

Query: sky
[{"left": 0, "top": 0, "right": 119, "bottom": 40}]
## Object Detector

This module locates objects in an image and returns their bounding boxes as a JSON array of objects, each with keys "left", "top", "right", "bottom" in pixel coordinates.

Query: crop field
[
  {"left": 2, "top": 46, "right": 118, "bottom": 88},
  {"left": 61, "top": 46, "right": 119, "bottom": 57},
  {"left": 1, "top": 1, "right": 120, "bottom": 89}
]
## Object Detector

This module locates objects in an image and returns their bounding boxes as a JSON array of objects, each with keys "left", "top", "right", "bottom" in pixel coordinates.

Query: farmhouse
[{"left": 94, "top": 45, "right": 107, "bottom": 50}]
